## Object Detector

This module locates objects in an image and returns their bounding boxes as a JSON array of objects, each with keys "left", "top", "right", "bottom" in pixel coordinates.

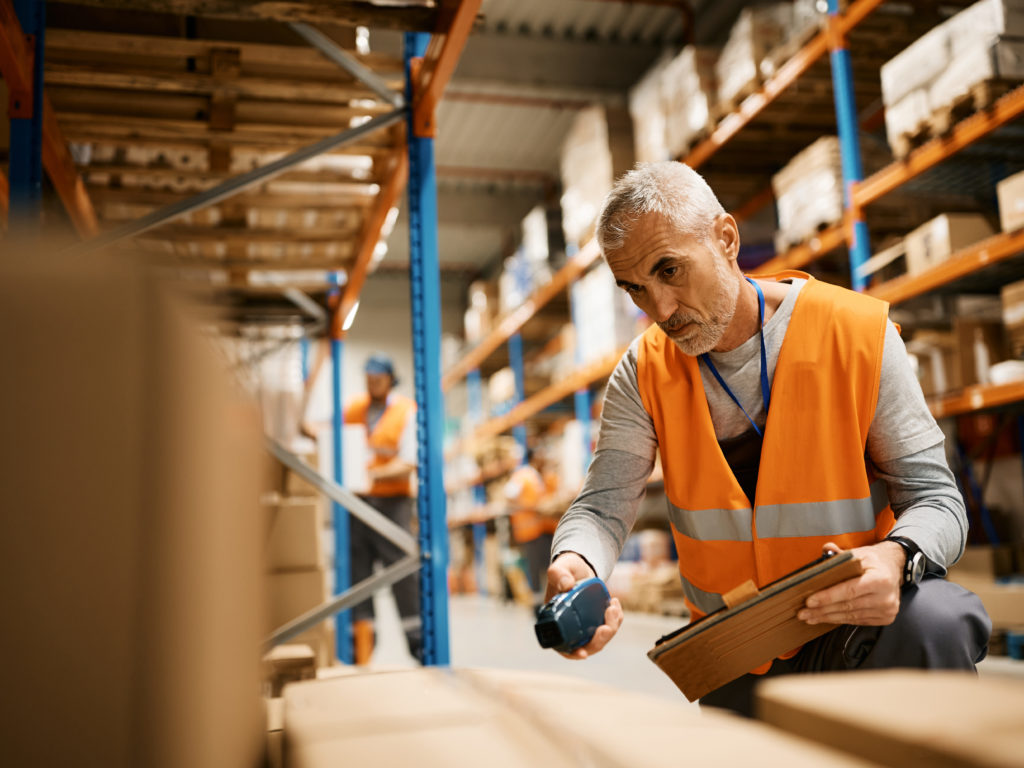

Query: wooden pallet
[
  {"left": 714, "top": 76, "right": 762, "bottom": 122},
  {"left": 774, "top": 218, "right": 841, "bottom": 255},
  {"left": 892, "top": 79, "right": 1020, "bottom": 159}
]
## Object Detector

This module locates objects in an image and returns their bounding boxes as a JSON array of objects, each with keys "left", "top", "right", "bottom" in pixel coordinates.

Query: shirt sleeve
[
  {"left": 867, "top": 321, "right": 966, "bottom": 570},
  {"left": 552, "top": 340, "right": 657, "bottom": 579}
]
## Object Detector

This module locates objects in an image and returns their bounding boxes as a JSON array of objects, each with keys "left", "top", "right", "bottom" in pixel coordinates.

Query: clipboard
[{"left": 647, "top": 551, "right": 864, "bottom": 702}]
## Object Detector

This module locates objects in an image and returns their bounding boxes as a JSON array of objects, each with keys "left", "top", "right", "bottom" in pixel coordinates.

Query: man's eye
[{"left": 662, "top": 266, "right": 677, "bottom": 278}]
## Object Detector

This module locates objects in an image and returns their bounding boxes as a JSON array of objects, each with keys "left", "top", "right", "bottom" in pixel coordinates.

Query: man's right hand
[{"left": 545, "top": 552, "right": 624, "bottom": 660}]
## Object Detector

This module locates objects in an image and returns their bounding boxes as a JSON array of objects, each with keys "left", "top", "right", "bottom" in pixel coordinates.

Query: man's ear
[{"left": 714, "top": 213, "right": 741, "bottom": 262}]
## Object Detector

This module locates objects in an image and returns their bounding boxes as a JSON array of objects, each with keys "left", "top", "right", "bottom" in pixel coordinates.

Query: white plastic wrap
[
  {"left": 628, "top": 52, "right": 673, "bottom": 163},
  {"left": 663, "top": 46, "right": 718, "bottom": 158},
  {"left": 571, "top": 265, "right": 643, "bottom": 366},
  {"left": 716, "top": 4, "right": 791, "bottom": 106},
  {"left": 772, "top": 136, "right": 844, "bottom": 249},
  {"left": 946, "top": 0, "right": 1024, "bottom": 57},
  {"left": 928, "top": 36, "right": 1024, "bottom": 109},
  {"left": 884, "top": 89, "right": 932, "bottom": 149},
  {"left": 879, "top": 23, "right": 951, "bottom": 107},
  {"left": 560, "top": 105, "right": 615, "bottom": 247}
]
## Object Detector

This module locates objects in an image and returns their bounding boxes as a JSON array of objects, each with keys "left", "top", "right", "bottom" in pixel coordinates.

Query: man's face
[
  {"left": 366, "top": 372, "right": 392, "bottom": 400},
  {"left": 606, "top": 211, "right": 741, "bottom": 356}
]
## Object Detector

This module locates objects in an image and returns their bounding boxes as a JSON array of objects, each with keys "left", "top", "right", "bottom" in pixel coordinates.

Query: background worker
[
  {"left": 504, "top": 449, "right": 559, "bottom": 609},
  {"left": 341, "top": 354, "right": 422, "bottom": 663},
  {"left": 547, "top": 161, "right": 990, "bottom": 717}
]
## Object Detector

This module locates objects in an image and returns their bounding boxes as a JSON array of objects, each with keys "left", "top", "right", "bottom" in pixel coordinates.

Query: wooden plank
[
  {"left": 78, "top": 163, "right": 380, "bottom": 186},
  {"left": 0, "top": 0, "right": 99, "bottom": 237},
  {"left": 133, "top": 224, "right": 362, "bottom": 243},
  {"left": 752, "top": 225, "right": 846, "bottom": 275},
  {"left": 45, "top": 29, "right": 402, "bottom": 74},
  {"left": 46, "top": 1, "right": 437, "bottom": 31},
  {"left": 334, "top": 149, "right": 408, "bottom": 339},
  {"left": 89, "top": 187, "right": 374, "bottom": 209},
  {"left": 45, "top": 62, "right": 387, "bottom": 104}
]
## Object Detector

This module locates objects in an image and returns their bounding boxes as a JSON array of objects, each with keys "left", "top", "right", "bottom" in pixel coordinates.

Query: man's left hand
[{"left": 797, "top": 540, "right": 905, "bottom": 626}]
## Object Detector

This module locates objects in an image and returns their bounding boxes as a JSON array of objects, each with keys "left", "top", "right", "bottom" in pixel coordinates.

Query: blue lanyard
[{"left": 699, "top": 277, "right": 771, "bottom": 438}]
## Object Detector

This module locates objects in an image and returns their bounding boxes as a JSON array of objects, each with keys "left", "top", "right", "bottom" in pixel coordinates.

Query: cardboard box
[
  {"left": 949, "top": 545, "right": 1017, "bottom": 579},
  {"left": 757, "top": 670, "right": 1024, "bottom": 768},
  {"left": 266, "top": 497, "right": 324, "bottom": 571},
  {"left": 0, "top": 248, "right": 266, "bottom": 768},
  {"left": 997, "top": 170, "right": 1024, "bottom": 233},
  {"left": 268, "top": 569, "right": 327, "bottom": 630},
  {"left": 953, "top": 317, "right": 1009, "bottom": 387},
  {"left": 951, "top": 575, "right": 1024, "bottom": 629},
  {"left": 904, "top": 213, "right": 995, "bottom": 276},
  {"left": 906, "top": 330, "right": 961, "bottom": 397},
  {"left": 1001, "top": 278, "right": 1024, "bottom": 355},
  {"left": 282, "top": 668, "right": 872, "bottom": 768}
]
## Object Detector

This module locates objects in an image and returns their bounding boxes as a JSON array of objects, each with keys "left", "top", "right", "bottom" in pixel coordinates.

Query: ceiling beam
[
  {"left": 413, "top": 0, "right": 483, "bottom": 137},
  {"left": 46, "top": 0, "right": 438, "bottom": 32}
]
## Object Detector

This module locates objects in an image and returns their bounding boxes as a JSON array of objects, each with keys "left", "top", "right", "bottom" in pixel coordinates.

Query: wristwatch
[{"left": 886, "top": 536, "right": 926, "bottom": 588}]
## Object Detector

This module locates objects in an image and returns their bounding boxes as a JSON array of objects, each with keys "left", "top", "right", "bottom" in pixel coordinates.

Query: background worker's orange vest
[
  {"left": 345, "top": 393, "right": 416, "bottom": 497},
  {"left": 508, "top": 464, "right": 555, "bottom": 543},
  {"left": 636, "top": 273, "right": 896, "bottom": 673}
]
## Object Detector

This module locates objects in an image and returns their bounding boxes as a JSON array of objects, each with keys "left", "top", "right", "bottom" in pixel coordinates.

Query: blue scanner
[{"left": 534, "top": 577, "right": 610, "bottom": 653}]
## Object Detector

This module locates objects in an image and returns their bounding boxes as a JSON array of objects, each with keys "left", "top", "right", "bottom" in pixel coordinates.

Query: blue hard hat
[{"left": 365, "top": 354, "right": 397, "bottom": 382}]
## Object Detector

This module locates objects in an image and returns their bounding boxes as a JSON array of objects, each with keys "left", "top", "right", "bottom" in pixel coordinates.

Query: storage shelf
[
  {"left": 853, "top": 84, "right": 1024, "bottom": 209},
  {"left": 753, "top": 224, "right": 846, "bottom": 274},
  {"left": 928, "top": 381, "right": 1024, "bottom": 419},
  {"left": 442, "top": 239, "right": 601, "bottom": 391},
  {"left": 465, "top": 346, "right": 625, "bottom": 449},
  {"left": 867, "top": 228, "right": 1024, "bottom": 305},
  {"left": 445, "top": 457, "right": 518, "bottom": 494},
  {"left": 686, "top": 0, "right": 884, "bottom": 170}
]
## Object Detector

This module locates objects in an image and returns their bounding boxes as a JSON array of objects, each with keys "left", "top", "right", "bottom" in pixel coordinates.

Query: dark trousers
[
  {"left": 349, "top": 494, "right": 422, "bottom": 662},
  {"left": 699, "top": 576, "right": 992, "bottom": 718},
  {"left": 520, "top": 533, "right": 555, "bottom": 598}
]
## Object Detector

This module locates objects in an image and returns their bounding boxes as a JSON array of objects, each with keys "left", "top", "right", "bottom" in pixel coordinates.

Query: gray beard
[{"left": 666, "top": 262, "right": 741, "bottom": 357}]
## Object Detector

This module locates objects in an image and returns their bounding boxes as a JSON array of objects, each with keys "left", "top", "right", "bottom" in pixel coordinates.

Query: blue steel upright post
[
  {"left": 466, "top": 368, "right": 488, "bottom": 595},
  {"left": 405, "top": 31, "right": 451, "bottom": 666},
  {"left": 8, "top": 0, "right": 45, "bottom": 233},
  {"left": 569, "top": 276, "right": 593, "bottom": 472},
  {"left": 826, "top": 0, "right": 872, "bottom": 292},
  {"left": 508, "top": 332, "right": 529, "bottom": 457},
  {"left": 329, "top": 275, "right": 353, "bottom": 664}
]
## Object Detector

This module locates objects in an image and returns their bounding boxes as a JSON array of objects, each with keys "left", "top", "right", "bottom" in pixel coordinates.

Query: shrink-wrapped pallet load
[
  {"left": 771, "top": 136, "right": 845, "bottom": 252},
  {"left": 663, "top": 46, "right": 719, "bottom": 158},
  {"left": 559, "top": 105, "right": 634, "bottom": 249},
  {"left": 628, "top": 52, "right": 673, "bottom": 163},
  {"left": 882, "top": 0, "right": 1024, "bottom": 156},
  {"left": 716, "top": 3, "right": 796, "bottom": 108}
]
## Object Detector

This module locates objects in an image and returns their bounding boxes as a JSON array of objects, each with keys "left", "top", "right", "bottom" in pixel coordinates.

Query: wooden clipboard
[{"left": 648, "top": 552, "right": 864, "bottom": 702}]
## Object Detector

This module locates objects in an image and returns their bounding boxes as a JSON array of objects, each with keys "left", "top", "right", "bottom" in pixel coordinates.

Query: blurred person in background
[
  {"left": 504, "top": 448, "right": 559, "bottom": 611},
  {"left": 303, "top": 351, "right": 422, "bottom": 663}
]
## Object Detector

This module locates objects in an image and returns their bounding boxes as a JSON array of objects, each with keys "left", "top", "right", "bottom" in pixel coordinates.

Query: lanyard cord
[{"left": 699, "top": 277, "right": 771, "bottom": 438}]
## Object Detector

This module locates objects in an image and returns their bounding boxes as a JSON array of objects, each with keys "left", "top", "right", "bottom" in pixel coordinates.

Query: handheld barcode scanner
[{"left": 534, "top": 577, "right": 610, "bottom": 653}]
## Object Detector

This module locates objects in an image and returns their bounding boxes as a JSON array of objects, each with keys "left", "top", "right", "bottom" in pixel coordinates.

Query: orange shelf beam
[
  {"left": 752, "top": 224, "right": 846, "bottom": 274},
  {"left": 334, "top": 149, "right": 408, "bottom": 339},
  {"left": 929, "top": 381, "right": 1024, "bottom": 419},
  {"left": 0, "top": 170, "right": 8, "bottom": 229},
  {"left": 468, "top": 345, "right": 625, "bottom": 446},
  {"left": 441, "top": 238, "right": 602, "bottom": 391},
  {"left": 685, "top": 0, "right": 885, "bottom": 169},
  {"left": 867, "top": 228, "right": 1024, "bottom": 305},
  {"left": 412, "top": 0, "right": 483, "bottom": 137},
  {"left": 854, "top": 84, "right": 1024, "bottom": 209},
  {"left": 0, "top": 0, "right": 98, "bottom": 237}
]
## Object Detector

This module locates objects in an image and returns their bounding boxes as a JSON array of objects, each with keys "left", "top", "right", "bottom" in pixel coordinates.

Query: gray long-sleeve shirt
[{"left": 553, "top": 278, "right": 966, "bottom": 580}]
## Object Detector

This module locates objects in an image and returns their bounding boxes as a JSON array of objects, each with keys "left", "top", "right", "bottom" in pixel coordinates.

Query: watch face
[{"left": 910, "top": 552, "right": 926, "bottom": 585}]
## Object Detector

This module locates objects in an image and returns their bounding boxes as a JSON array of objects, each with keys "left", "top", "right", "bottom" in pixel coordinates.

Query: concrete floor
[{"left": 367, "top": 587, "right": 1024, "bottom": 689}]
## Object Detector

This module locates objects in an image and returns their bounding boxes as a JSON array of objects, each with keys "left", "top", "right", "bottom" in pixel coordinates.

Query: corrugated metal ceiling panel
[{"left": 481, "top": 0, "right": 686, "bottom": 43}]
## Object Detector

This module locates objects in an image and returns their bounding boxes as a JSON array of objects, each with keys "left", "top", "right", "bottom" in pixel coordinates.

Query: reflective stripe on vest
[{"left": 666, "top": 496, "right": 878, "bottom": 542}]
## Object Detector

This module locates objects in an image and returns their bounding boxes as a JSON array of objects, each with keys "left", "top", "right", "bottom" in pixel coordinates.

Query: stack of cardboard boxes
[{"left": 265, "top": 453, "right": 336, "bottom": 670}]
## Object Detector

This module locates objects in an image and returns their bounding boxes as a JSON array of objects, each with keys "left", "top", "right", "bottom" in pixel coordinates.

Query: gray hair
[{"left": 596, "top": 161, "right": 726, "bottom": 256}]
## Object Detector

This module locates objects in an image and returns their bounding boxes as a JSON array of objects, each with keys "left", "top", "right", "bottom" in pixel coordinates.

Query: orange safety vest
[
  {"left": 345, "top": 392, "right": 416, "bottom": 497},
  {"left": 635, "top": 272, "right": 896, "bottom": 673},
  {"left": 508, "top": 464, "right": 553, "bottom": 543}
]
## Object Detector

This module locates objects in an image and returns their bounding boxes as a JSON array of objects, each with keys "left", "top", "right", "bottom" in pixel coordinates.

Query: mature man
[
  {"left": 547, "top": 162, "right": 990, "bottom": 716},
  {"left": 344, "top": 354, "right": 422, "bottom": 663}
]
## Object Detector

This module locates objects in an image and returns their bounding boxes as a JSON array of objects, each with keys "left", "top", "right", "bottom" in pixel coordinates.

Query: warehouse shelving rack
[
  {"left": 3, "top": 0, "right": 482, "bottom": 667},
  {"left": 444, "top": 0, "right": 1024, "bottom": 526}
]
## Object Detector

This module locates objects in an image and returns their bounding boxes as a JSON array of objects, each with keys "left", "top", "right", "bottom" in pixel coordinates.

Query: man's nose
[{"left": 648, "top": 286, "right": 676, "bottom": 324}]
